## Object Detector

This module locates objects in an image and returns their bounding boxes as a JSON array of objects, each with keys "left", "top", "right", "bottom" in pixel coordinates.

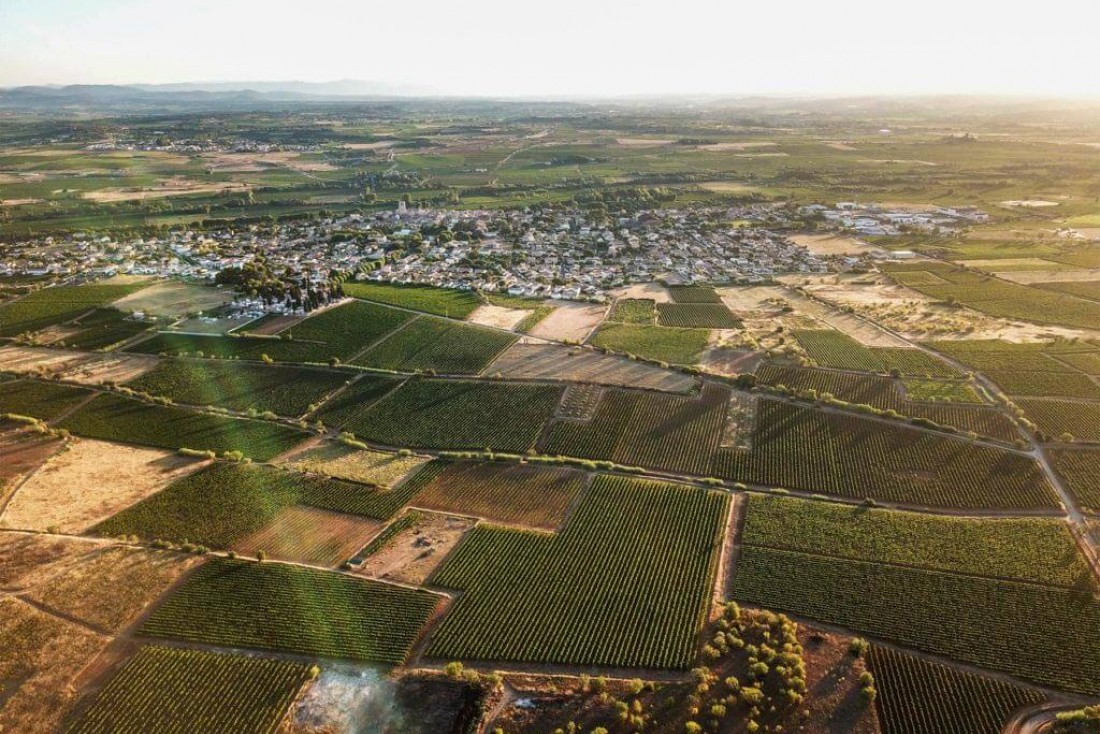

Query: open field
[
  {"left": 1, "top": 438, "right": 204, "bottom": 532},
  {"left": 67, "top": 645, "right": 314, "bottom": 734},
  {"left": 0, "top": 345, "right": 160, "bottom": 385},
  {"left": 356, "top": 510, "right": 475, "bottom": 585},
  {"left": 411, "top": 461, "right": 587, "bottom": 530},
  {"left": 790, "top": 232, "right": 885, "bottom": 256},
  {"left": 81, "top": 178, "right": 252, "bottom": 202},
  {"left": 283, "top": 442, "right": 428, "bottom": 487},
  {"left": 0, "top": 428, "right": 60, "bottom": 505},
  {"left": 110, "top": 280, "right": 233, "bottom": 316},
  {"left": 0, "top": 533, "right": 103, "bottom": 588},
  {"left": 233, "top": 506, "right": 383, "bottom": 567},
  {"left": 526, "top": 301, "right": 607, "bottom": 342},
  {"left": 142, "top": 557, "right": 441, "bottom": 664},
  {"left": 486, "top": 341, "right": 696, "bottom": 392},
  {"left": 466, "top": 302, "right": 529, "bottom": 330},
  {"left": 427, "top": 475, "right": 728, "bottom": 669}
]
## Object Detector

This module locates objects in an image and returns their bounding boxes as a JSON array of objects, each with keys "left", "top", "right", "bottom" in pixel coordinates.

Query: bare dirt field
[
  {"left": 82, "top": 178, "right": 252, "bottom": 203},
  {"left": 199, "top": 151, "right": 337, "bottom": 172},
  {"left": 0, "top": 596, "right": 109, "bottom": 734},
  {"left": 958, "top": 257, "right": 1067, "bottom": 271},
  {"left": 0, "top": 345, "right": 88, "bottom": 375},
  {"left": 717, "top": 285, "right": 792, "bottom": 313},
  {"left": 467, "top": 303, "right": 529, "bottom": 330},
  {"left": 860, "top": 158, "right": 937, "bottom": 166},
  {"left": 825, "top": 141, "right": 858, "bottom": 151},
  {"left": 699, "top": 346, "right": 762, "bottom": 377},
  {"left": 341, "top": 141, "right": 398, "bottom": 150},
  {"left": 1000, "top": 270, "right": 1100, "bottom": 285},
  {"left": 615, "top": 138, "right": 674, "bottom": 147},
  {"left": 698, "top": 181, "right": 757, "bottom": 194},
  {"left": 22, "top": 545, "right": 202, "bottom": 632},
  {"left": 356, "top": 512, "right": 475, "bottom": 586},
  {"left": 790, "top": 233, "right": 887, "bottom": 257},
  {"left": 0, "top": 532, "right": 102, "bottom": 589},
  {"left": 111, "top": 280, "right": 232, "bottom": 317},
  {"left": 527, "top": 301, "right": 607, "bottom": 343},
  {"left": 1, "top": 439, "right": 205, "bottom": 533},
  {"left": 487, "top": 342, "right": 695, "bottom": 392},
  {"left": 1001, "top": 200, "right": 1060, "bottom": 208},
  {"left": 0, "top": 429, "right": 62, "bottom": 502},
  {"left": 60, "top": 353, "right": 160, "bottom": 385},
  {"left": 608, "top": 282, "right": 672, "bottom": 303},
  {"left": 696, "top": 141, "right": 777, "bottom": 151},
  {"left": 778, "top": 287, "right": 911, "bottom": 347},
  {"left": 0, "top": 198, "right": 44, "bottom": 206},
  {"left": 234, "top": 506, "right": 383, "bottom": 567},
  {"left": 284, "top": 443, "right": 427, "bottom": 487}
]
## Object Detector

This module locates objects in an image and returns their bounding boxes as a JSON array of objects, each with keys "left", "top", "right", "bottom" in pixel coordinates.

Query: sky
[{"left": 1, "top": 0, "right": 1098, "bottom": 98}]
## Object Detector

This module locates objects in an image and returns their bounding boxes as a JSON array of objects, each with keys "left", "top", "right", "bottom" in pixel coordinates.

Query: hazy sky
[{"left": 2, "top": 0, "right": 1098, "bottom": 97}]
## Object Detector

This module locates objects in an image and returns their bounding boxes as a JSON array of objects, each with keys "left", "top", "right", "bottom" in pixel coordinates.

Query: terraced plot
[
  {"left": 354, "top": 316, "right": 516, "bottom": 375},
  {"left": 125, "top": 359, "right": 349, "bottom": 416},
  {"left": 141, "top": 558, "right": 440, "bottom": 664},
  {"left": 411, "top": 461, "right": 587, "bottom": 529},
  {"left": 58, "top": 392, "right": 306, "bottom": 460},
  {"left": 427, "top": 476, "right": 728, "bottom": 669},
  {"left": 340, "top": 378, "right": 563, "bottom": 452},
  {"left": 66, "top": 646, "right": 314, "bottom": 734}
]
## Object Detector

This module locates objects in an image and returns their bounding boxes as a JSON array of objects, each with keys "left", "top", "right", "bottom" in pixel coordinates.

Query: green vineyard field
[
  {"left": 353, "top": 316, "right": 516, "bottom": 375},
  {"left": 0, "top": 379, "right": 92, "bottom": 420}
]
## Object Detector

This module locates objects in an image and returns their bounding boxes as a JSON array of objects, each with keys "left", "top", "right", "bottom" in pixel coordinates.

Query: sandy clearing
[
  {"left": 789, "top": 233, "right": 886, "bottom": 256},
  {"left": 61, "top": 353, "right": 160, "bottom": 385},
  {"left": 697, "top": 141, "right": 777, "bottom": 151},
  {"left": 0, "top": 533, "right": 104, "bottom": 589},
  {"left": 528, "top": 301, "right": 607, "bottom": 343},
  {"left": 341, "top": 141, "right": 398, "bottom": 150},
  {"left": 1001, "top": 200, "right": 1060, "bottom": 208},
  {"left": 487, "top": 342, "right": 695, "bottom": 393},
  {"left": 859, "top": 158, "right": 938, "bottom": 166},
  {"left": 781, "top": 287, "right": 911, "bottom": 347},
  {"left": 717, "top": 285, "right": 791, "bottom": 312},
  {"left": 825, "top": 142, "right": 858, "bottom": 151},
  {"left": 0, "top": 198, "right": 44, "bottom": 206},
  {"left": 699, "top": 347, "right": 762, "bottom": 377},
  {"left": 1069, "top": 228, "right": 1100, "bottom": 241},
  {"left": 467, "top": 303, "right": 529, "bottom": 330},
  {"left": 1, "top": 439, "right": 206, "bottom": 533},
  {"left": 82, "top": 179, "right": 252, "bottom": 203},
  {"left": 0, "top": 173, "right": 24, "bottom": 184},
  {"left": 356, "top": 512, "right": 475, "bottom": 586},
  {"left": 111, "top": 280, "right": 232, "bottom": 317},
  {"left": 615, "top": 138, "right": 673, "bottom": 147},
  {"left": 0, "top": 345, "right": 89, "bottom": 375},
  {"left": 234, "top": 506, "right": 383, "bottom": 567},
  {"left": 737, "top": 152, "right": 789, "bottom": 158},
  {"left": 0, "top": 429, "right": 62, "bottom": 502},
  {"left": 999, "top": 269, "right": 1100, "bottom": 285},
  {"left": 697, "top": 181, "right": 756, "bottom": 194},
  {"left": 608, "top": 282, "right": 672, "bottom": 303}
]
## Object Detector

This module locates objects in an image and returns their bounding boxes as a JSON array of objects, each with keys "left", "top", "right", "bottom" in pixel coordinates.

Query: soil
[
  {"left": 1, "top": 439, "right": 205, "bottom": 533},
  {"left": 615, "top": 138, "right": 674, "bottom": 147},
  {"left": 0, "top": 345, "right": 88, "bottom": 375},
  {"left": 82, "top": 178, "right": 252, "bottom": 203},
  {"left": 110, "top": 280, "right": 233, "bottom": 317},
  {"left": 243, "top": 313, "right": 305, "bottom": 335},
  {"left": 608, "top": 283, "right": 672, "bottom": 303},
  {"left": 0, "top": 428, "right": 62, "bottom": 503},
  {"left": 1001, "top": 200, "right": 1060, "bottom": 208},
  {"left": 233, "top": 506, "right": 383, "bottom": 567},
  {"left": 1000, "top": 270, "right": 1100, "bottom": 285},
  {"left": 467, "top": 303, "right": 529, "bottom": 330},
  {"left": 486, "top": 342, "right": 695, "bottom": 392},
  {"left": 527, "top": 302, "right": 607, "bottom": 343},
  {"left": 355, "top": 513, "right": 475, "bottom": 586},
  {"left": 699, "top": 346, "right": 761, "bottom": 377},
  {"left": 790, "top": 233, "right": 887, "bottom": 257},
  {"left": 0, "top": 533, "right": 102, "bottom": 589},
  {"left": 60, "top": 353, "right": 160, "bottom": 385},
  {"left": 696, "top": 141, "right": 777, "bottom": 151}
]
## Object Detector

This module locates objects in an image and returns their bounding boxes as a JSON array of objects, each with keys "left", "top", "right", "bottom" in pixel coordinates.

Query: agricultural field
[
  {"left": 900, "top": 377, "right": 982, "bottom": 403},
  {"left": 0, "top": 282, "right": 150, "bottom": 337},
  {"left": 0, "top": 438, "right": 203, "bottom": 533},
  {"left": 59, "top": 308, "right": 154, "bottom": 350},
  {"left": 1016, "top": 398, "right": 1100, "bottom": 442},
  {"left": 338, "top": 378, "right": 563, "bottom": 452},
  {"left": 58, "top": 392, "right": 307, "bottom": 459},
  {"left": 731, "top": 545, "right": 1100, "bottom": 694},
  {"left": 588, "top": 322, "right": 710, "bottom": 364},
  {"left": 110, "top": 280, "right": 234, "bottom": 317},
  {"left": 283, "top": 441, "right": 428, "bottom": 487},
  {"left": 410, "top": 461, "right": 587, "bottom": 529},
  {"left": 485, "top": 342, "right": 695, "bottom": 392},
  {"left": 1049, "top": 449, "right": 1100, "bottom": 512},
  {"left": 355, "top": 510, "right": 476, "bottom": 585},
  {"left": 233, "top": 506, "right": 382, "bottom": 566},
  {"left": 66, "top": 645, "right": 315, "bottom": 734},
  {"left": 542, "top": 382, "right": 730, "bottom": 476},
  {"left": 342, "top": 281, "right": 481, "bottom": 318},
  {"left": 0, "top": 378, "right": 92, "bottom": 420},
  {"left": 713, "top": 401, "right": 1055, "bottom": 510},
  {"left": 93, "top": 462, "right": 414, "bottom": 547},
  {"left": 741, "top": 494, "right": 1091, "bottom": 587},
  {"left": 668, "top": 285, "right": 724, "bottom": 303},
  {"left": 868, "top": 645, "right": 1045, "bottom": 734},
  {"left": 607, "top": 298, "right": 656, "bottom": 324},
  {"left": 656, "top": 302, "right": 742, "bottom": 328},
  {"left": 353, "top": 315, "right": 516, "bottom": 375},
  {"left": 0, "top": 426, "right": 61, "bottom": 502},
  {"left": 124, "top": 359, "right": 349, "bottom": 416},
  {"left": 792, "top": 329, "right": 887, "bottom": 371},
  {"left": 427, "top": 475, "right": 729, "bottom": 669},
  {"left": 141, "top": 558, "right": 441, "bottom": 664},
  {"left": 303, "top": 372, "right": 403, "bottom": 426}
]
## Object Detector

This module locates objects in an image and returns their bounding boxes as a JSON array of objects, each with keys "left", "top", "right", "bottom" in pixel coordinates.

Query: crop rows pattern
[
  {"left": 1050, "top": 449, "right": 1100, "bottom": 512},
  {"left": 1016, "top": 398, "right": 1100, "bottom": 442},
  {"left": 668, "top": 285, "right": 723, "bottom": 303},
  {"left": 354, "top": 316, "right": 516, "bottom": 375},
  {"left": 0, "top": 379, "right": 92, "bottom": 420},
  {"left": 656, "top": 303, "right": 742, "bottom": 329},
  {"left": 607, "top": 298, "right": 656, "bottom": 324},
  {"left": 0, "top": 282, "right": 148, "bottom": 337},
  {"left": 427, "top": 475, "right": 728, "bottom": 669},
  {"left": 141, "top": 558, "right": 440, "bottom": 664},
  {"left": 66, "top": 645, "right": 314, "bottom": 734},
  {"left": 342, "top": 282, "right": 481, "bottom": 318}
]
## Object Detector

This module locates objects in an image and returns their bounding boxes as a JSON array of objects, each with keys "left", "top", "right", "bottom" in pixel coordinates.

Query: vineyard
[
  {"left": 58, "top": 392, "right": 306, "bottom": 460},
  {"left": 541, "top": 382, "right": 730, "bottom": 476},
  {"left": 668, "top": 285, "right": 723, "bottom": 303},
  {"left": 0, "top": 282, "right": 149, "bottom": 337},
  {"left": 930, "top": 339, "right": 1100, "bottom": 399},
  {"left": 607, "top": 298, "right": 656, "bottom": 324},
  {"left": 712, "top": 401, "right": 1056, "bottom": 510},
  {"left": 141, "top": 558, "right": 440, "bottom": 664},
  {"left": 342, "top": 282, "right": 481, "bottom": 318},
  {"left": 62, "top": 309, "right": 153, "bottom": 350},
  {"left": 308, "top": 373, "right": 403, "bottom": 426},
  {"left": 342, "top": 378, "right": 563, "bottom": 452},
  {"left": 65, "top": 645, "right": 314, "bottom": 734},
  {"left": 410, "top": 461, "right": 587, "bottom": 529},
  {"left": 0, "top": 378, "right": 92, "bottom": 420},
  {"left": 284, "top": 442, "right": 427, "bottom": 487},
  {"left": 731, "top": 545, "right": 1100, "bottom": 694},
  {"left": 427, "top": 475, "right": 728, "bottom": 669},
  {"left": 741, "top": 494, "right": 1090, "bottom": 587},
  {"left": 1016, "top": 398, "right": 1100, "bottom": 442},
  {"left": 872, "top": 347, "right": 962, "bottom": 378},
  {"left": 868, "top": 645, "right": 1045, "bottom": 734},
  {"left": 1050, "top": 449, "right": 1100, "bottom": 511},
  {"left": 792, "top": 329, "right": 884, "bottom": 371},
  {"left": 125, "top": 359, "right": 348, "bottom": 417},
  {"left": 588, "top": 323, "right": 710, "bottom": 365},
  {"left": 753, "top": 364, "right": 1017, "bottom": 441},
  {"left": 233, "top": 506, "right": 381, "bottom": 567},
  {"left": 656, "top": 302, "right": 742, "bottom": 328},
  {"left": 353, "top": 316, "right": 517, "bottom": 375}
]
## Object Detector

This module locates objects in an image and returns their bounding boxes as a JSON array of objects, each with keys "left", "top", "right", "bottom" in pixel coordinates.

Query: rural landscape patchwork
[{"left": 4, "top": 15, "right": 1100, "bottom": 734}]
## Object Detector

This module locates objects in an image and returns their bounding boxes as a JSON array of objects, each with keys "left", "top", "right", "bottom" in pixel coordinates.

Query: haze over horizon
[{"left": 2, "top": 0, "right": 1099, "bottom": 99}]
